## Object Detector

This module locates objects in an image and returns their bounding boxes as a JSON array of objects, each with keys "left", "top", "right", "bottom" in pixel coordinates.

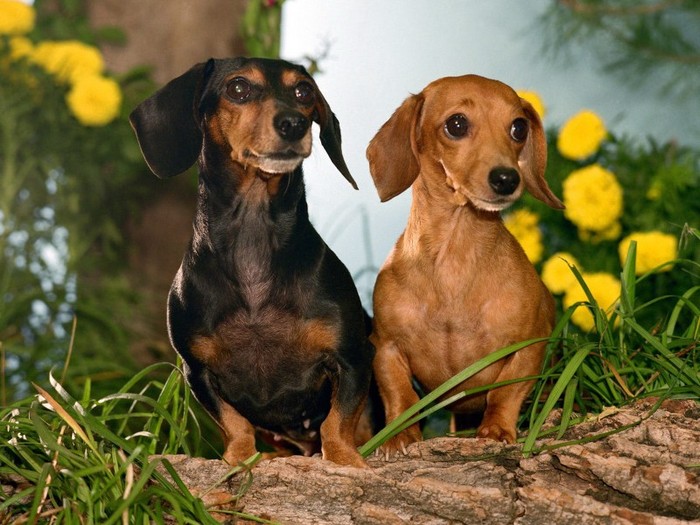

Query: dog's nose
[
  {"left": 488, "top": 167, "right": 520, "bottom": 196},
  {"left": 274, "top": 111, "right": 310, "bottom": 142}
]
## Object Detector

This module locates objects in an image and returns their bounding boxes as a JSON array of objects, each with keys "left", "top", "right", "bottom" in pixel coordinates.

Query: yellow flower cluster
[
  {"left": 562, "top": 164, "right": 623, "bottom": 237},
  {"left": 30, "top": 39, "right": 121, "bottom": 126},
  {"left": 1, "top": 1, "right": 122, "bottom": 128},
  {"left": 0, "top": 0, "right": 35, "bottom": 35},
  {"left": 563, "top": 272, "right": 620, "bottom": 332},
  {"left": 504, "top": 209, "right": 544, "bottom": 264},
  {"left": 557, "top": 110, "right": 607, "bottom": 161},
  {"left": 619, "top": 231, "right": 677, "bottom": 275},
  {"left": 532, "top": 94, "right": 683, "bottom": 332},
  {"left": 32, "top": 40, "right": 104, "bottom": 84}
]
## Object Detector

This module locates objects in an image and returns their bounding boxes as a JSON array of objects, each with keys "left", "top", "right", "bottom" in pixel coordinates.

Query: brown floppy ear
[
  {"left": 366, "top": 94, "right": 423, "bottom": 202},
  {"left": 518, "top": 99, "right": 564, "bottom": 209},
  {"left": 129, "top": 60, "right": 212, "bottom": 178},
  {"left": 312, "top": 84, "right": 358, "bottom": 190}
]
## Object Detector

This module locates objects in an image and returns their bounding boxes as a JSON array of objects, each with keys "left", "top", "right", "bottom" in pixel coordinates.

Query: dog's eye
[
  {"left": 445, "top": 114, "right": 469, "bottom": 139},
  {"left": 227, "top": 78, "right": 252, "bottom": 102},
  {"left": 510, "top": 118, "right": 528, "bottom": 142},
  {"left": 294, "top": 82, "right": 315, "bottom": 105}
]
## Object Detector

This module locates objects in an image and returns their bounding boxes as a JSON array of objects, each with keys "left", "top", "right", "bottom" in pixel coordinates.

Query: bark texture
[
  {"left": 88, "top": 0, "right": 249, "bottom": 84},
  {"left": 164, "top": 398, "right": 700, "bottom": 524}
]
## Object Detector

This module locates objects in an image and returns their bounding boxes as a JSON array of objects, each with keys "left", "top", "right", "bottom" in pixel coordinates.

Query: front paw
[
  {"left": 476, "top": 421, "right": 516, "bottom": 444},
  {"left": 322, "top": 443, "right": 368, "bottom": 469},
  {"left": 222, "top": 443, "right": 259, "bottom": 466},
  {"left": 376, "top": 425, "right": 422, "bottom": 460}
]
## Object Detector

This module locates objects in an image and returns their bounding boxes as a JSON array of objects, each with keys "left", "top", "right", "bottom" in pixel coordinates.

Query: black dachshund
[{"left": 130, "top": 57, "right": 374, "bottom": 468}]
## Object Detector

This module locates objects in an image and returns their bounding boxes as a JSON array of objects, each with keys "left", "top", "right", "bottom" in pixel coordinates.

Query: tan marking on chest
[
  {"left": 190, "top": 310, "right": 341, "bottom": 367},
  {"left": 298, "top": 318, "right": 341, "bottom": 355},
  {"left": 191, "top": 335, "right": 222, "bottom": 366}
]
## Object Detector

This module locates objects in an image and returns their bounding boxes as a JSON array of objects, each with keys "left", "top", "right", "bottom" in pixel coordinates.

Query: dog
[
  {"left": 129, "top": 57, "right": 374, "bottom": 468},
  {"left": 366, "top": 74, "right": 564, "bottom": 455}
]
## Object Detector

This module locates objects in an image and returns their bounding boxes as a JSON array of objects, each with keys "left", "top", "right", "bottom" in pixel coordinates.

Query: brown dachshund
[
  {"left": 129, "top": 57, "right": 374, "bottom": 468},
  {"left": 366, "top": 75, "right": 564, "bottom": 455}
]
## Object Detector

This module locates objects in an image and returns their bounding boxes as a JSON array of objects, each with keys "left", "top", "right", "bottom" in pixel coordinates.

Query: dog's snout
[
  {"left": 488, "top": 167, "right": 520, "bottom": 196},
  {"left": 274, "top": 111, "right": 310, "bottom": 142}
]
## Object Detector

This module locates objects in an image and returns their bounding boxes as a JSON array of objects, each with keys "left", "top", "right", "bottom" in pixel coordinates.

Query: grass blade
[{"left": 522, "top": 342, "right": 596, "bottom": 456}]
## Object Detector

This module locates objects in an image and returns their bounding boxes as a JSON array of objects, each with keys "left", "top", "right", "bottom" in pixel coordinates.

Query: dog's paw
[
  {"left": 222, "top": 444, "right": 259, "bottom": 466},
  {"left": 323, "top": 446, "right": 368, "bottom": 469},
  {"left": 476, "top": 422, "right": 516, "bottom": 444},
  {"left": 375, "top": 426, "right": 422, "bottom": 460}
]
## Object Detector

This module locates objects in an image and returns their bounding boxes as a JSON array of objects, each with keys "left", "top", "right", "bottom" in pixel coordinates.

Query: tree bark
[
  {"left": 87, "top": 0, "right": 249, "bottom": 364},
  {"left": 88, "top": 0, "right": 249, "bottom": 84},
  {"left": 162, "top": 398, "right": 700, "bottom": 524}
]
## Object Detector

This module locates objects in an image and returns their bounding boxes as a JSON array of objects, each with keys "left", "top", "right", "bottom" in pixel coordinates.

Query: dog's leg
[
  {"left": 476, "top": 341, "right": 546, "bottom": 443},
  {"left": 216, "top": 401, "right": 259, "bottom": 465},
  {"left": 320, "top": 364, "right": 370, "bottom": 468},
  {"left": 186, "top": 339, "right": 259, "bottom": 464},
  {"left": 372, "top": 338, "right": 422, "bottom": 457}
]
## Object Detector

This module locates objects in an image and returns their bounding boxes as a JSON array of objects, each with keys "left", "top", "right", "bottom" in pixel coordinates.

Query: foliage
[
  {"left": 242, "top": 0, "right": 285, "bottom": 58},
  {"left": 0, "top": 0, "right": 156, "bottom": 401},
  {"left": 506, "top": 91, "right": 699, "bottom": 333},
  {"left": 541, "top": 0, "right": 700, "bottom": 98}
]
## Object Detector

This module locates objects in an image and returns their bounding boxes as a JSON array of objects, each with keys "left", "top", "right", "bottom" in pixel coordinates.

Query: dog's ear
[
  {"left": 518, "top": 99, "right": 565, "bottom": 210},
  {"left": 129, "top": 61, "right": 212, "bottom": 178},
  {"left": 366, "top": 94, "right": 423, "bottom": 202},
  {"left": 312, "top": 87, "right": 358, "bottom": 190}
]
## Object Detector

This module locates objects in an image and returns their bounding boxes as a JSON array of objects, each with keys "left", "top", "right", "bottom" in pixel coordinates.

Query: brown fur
[{"left": 367, "top": 75, "right": 564, "bottom": 455}]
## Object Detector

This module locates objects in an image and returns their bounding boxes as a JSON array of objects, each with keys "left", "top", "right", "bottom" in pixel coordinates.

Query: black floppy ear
[
  {"left": 312, "top": 86, "right": 358, "bottom": 190},
  {"left": 129, "top": 61, "right": 212, "bottom": 178}
]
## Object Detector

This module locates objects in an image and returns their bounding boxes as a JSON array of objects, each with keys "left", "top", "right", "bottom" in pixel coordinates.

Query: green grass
[
  {"left": 1, "top": 243, "right": 698, "bottom": 523},
  {"left": 0, "top": 361, "right": 267, "bottom": 524}
]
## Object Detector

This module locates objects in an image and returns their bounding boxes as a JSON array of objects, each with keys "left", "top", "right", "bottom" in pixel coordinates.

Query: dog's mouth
[
  {"left": 442, "top": 163, "right": 516, "bottom": 212},
  {"left": 243, "top": 149, "right": 308, "bottom": 174}
]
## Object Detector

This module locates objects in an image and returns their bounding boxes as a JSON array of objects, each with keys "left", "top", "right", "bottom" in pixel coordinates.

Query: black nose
[
  {"left": 274, "top": 111, "right": 310, "bottom": 142},
  {"left": 488, "top": 167, "right": 520, "bottom": 196}
]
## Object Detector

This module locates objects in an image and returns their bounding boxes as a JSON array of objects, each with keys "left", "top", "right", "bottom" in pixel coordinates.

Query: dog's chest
[
  {"left": 191, "top": 306, "right": 341, "bottom": 427},
  {"left": 381, "top": 254, "right": 527, "bottom": 348},
  {"left": 224, "top": 209, "right": 278, "bottom": 309}
]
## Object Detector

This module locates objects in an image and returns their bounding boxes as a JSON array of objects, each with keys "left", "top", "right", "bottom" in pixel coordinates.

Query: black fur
[{"left": 130, "top": 57, "right": 373, "bottom": 459}]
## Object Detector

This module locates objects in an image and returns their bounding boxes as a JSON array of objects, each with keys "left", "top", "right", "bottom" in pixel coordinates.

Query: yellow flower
[
  {"left": 563, "top": 272, "right": 620, "bottom": 331},
  {"left": 563, "top": 164, "right": 623, "bottom": 233},
  {"left": 578, "top": 221, "right": 622, "bottom": 243},
  {"left": 517, "top": 90, "right": 546, "bottom": 119},
  {"left": 32, "top": 40, "right": 104, "bottom": 84},
  {"left": 66, "top": 75, "right": 122, "bottom": 126},
  {"left": 8, "top": 35, "right": 33, "bottom": 60},
  {"left": 618, "top": 231, "right": 677, "bottom": 275},
  {"left": 541, "top": 252, "right": 580, "bottom": 294},
  {"left": 504, "top": 209, "right": 544, "bottom": 264},
  {"left": 0, "top": 0, "right": 36, "bottom": 35},
  {"left": 557, "top": 110, "right": 607, "bottom": 161}
]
